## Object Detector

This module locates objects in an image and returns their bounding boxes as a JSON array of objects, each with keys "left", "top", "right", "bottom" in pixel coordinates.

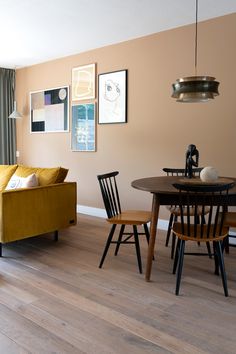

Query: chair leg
[
  {"left": 165, "top": 213, "right": 174, "bottom": 247},
  {"left": 99, "top": 224, "right": 117, "bottom": 269},
  {"left": 215, "top": 242, "right": 229, "bottom": 297},
  {"left": 175, "top": 240, "right": 185, "bottom": 295},
  {"left": 224, "top": 235, "right": 230, "bottom": 254},
  {"left": 54, "top": 230, "right": 58, "bottom": 242},
  {"left": 173, "top": 238, "right": 181, "bottom": 274},
  {"left": 144, "top": 223, "right": 150, "bottom": 243},
  {"left": 170, "top": 215, "right": 178, "bottom": 259},
  {"left": 144, "top": 223, "right": 155, "bottom": 260},
  {"left": 133, "top": 225, "right": 142, "bottom": 274},
  {"left": 206, "top": 242, "right": 212, "bottom": 258},
  {"left": 171, "top": 233, "right": 176, "bottom": 259},
  {"left": 213, "top": 241, "right": 219, "bottom": 275},
  {"left": 114, "top": 224, "right": 125, "bottom": 256},
  {"left": 221, "top": 237, "right": 227, "bottom": 253}
]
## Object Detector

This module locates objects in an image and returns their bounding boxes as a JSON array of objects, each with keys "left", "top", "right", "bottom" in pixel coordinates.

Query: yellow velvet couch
[{"left": 0, "top": 164, "right": 77, "bottom": 256}]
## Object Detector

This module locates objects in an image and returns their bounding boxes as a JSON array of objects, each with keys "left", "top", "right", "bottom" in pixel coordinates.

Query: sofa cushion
[
  {"left": 15, "top": 165, "right": 38, "bottom": 177},
  {"left": 15, "top": 165, "right": 67, "bottom": 186},
  {"left": 6, "top": 173, "right": 38, "bottom": 190},
  {"left": 37, "top": 167, "right": 61, "bottom": 186},
  {"left": 55, "top": 167, "right": 69, "bottom": 183},
  {"left": 0, "top": 164, "right": 18, "bottom": 191}
]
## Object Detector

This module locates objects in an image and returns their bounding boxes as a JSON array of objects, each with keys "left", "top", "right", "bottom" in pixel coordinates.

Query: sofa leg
[
  {"left": 54, "top": 231, "right": 58, "bottom": 242},
  {"left": 0, "top": 243, "right": 2, "bottom": 257}
]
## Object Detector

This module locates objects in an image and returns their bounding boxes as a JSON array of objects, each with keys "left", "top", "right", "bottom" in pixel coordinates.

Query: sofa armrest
[{"left": 0, "top": 182, "right": 77, "bottom": 243}]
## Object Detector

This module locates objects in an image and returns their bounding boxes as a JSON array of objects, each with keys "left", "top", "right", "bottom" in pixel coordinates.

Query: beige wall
[{"left": 16, "top": 13, "right": 236, "bottom": 219}]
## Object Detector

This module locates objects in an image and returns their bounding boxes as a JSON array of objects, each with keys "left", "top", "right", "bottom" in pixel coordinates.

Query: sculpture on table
[{"left": 185, "top": 144, "right": 199, "bottom": 178}]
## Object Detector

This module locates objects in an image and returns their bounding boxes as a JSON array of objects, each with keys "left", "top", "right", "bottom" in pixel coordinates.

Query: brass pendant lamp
[{"left": 172, "top": 0, "right": 219, "bottom": 102}]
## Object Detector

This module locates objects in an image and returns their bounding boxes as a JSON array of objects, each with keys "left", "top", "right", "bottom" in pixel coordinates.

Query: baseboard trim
[
  {"left": 157, "top": 219, "right": 169, "bottom": 231},
  {"left": 229, "top": 229, "right": 236, "bottom": 245},
  {"left": 77, "top": 204, "right": 169, "bottom": 231},
  {"left": 77, "top": 205, "right": 107, "bottom": 218}
]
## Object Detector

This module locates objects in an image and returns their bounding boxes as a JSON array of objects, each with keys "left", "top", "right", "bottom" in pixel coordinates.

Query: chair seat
[
  {"left": 166, "top": 205, "right": 210, "bottom": 216},
  {"left": 223, "top": 212, "right": 236, "bottom": 227},
  {"left": 107, "top": 210, "right": 151, "bottom": 225},
  {"left": 173, "top": 222, "right": 229, "bottom": 241}
]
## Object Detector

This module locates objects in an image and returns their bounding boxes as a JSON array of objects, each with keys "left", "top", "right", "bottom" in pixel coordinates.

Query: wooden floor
[{"left": 0, "top": 214, "right": 236, "bottom": 354}]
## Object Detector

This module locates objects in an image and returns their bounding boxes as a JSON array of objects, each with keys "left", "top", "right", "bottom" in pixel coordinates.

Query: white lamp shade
[{"left": 9, "top": 101, "right": 22, "bottom": 119}]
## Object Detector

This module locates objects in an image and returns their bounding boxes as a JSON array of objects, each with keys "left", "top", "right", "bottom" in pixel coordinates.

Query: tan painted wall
[{"left": 16, "top": 13, "right": 236, "bottom": 219}]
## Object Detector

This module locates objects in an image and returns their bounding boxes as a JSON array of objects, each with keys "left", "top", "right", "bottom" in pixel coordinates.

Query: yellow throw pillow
[
  {"left": 15, "top": 165, "right": 61, "bottom": 186},
  {"left": 35, "top": 167, "right": 61, "bottom": 186},
  {"left": 55, "top": 167, "right": 69, "bottom": 183},
  {"left": 0, "top": 164, "right": 18, "bottom": 191},
  {"left": 15, "top": 165, "right": 38, "bottom": 177}
]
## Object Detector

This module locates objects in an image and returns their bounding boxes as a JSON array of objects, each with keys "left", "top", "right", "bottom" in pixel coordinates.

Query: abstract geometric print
[{"left": 30, "top": 86, "right": 69, "bottom": 132}]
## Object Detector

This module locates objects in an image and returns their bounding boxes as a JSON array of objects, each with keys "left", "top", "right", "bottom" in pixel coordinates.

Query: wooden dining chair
[
  {"left": 172, "top": 181, "right": 234, "bottom": 296},
  {"left": 222, "top": 212, "right": 236, "bottom": 252},
  {"left": 97, "top": 171, "right": 152, "bottom": 273},
  {"left": 163, "top": 167, "right": 207, "bottom": 258}
]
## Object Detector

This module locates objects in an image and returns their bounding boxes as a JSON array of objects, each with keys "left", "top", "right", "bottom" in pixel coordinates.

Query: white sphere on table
[{"left": 200, "top": 166, "right": 218, "bottom": 182}]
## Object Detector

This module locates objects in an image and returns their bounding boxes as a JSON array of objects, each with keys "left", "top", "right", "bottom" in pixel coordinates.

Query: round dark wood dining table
[{"left": 131, "top": 176, "right": 236, "bottom": 281}]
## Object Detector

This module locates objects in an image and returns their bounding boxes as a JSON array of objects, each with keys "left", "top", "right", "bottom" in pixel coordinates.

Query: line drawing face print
[
  {"left": 98, "top": 70, "right": 127, "bottom": 124},
  {"left": 104, "top": 80, "right": 121, "bottom": 102},
  {"left": 103, "top": 80, "right": 121, "bottom": 118}
]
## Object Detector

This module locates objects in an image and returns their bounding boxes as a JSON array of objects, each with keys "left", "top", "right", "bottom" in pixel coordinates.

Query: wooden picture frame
[{"left": 72, "top": 63, "right": 96, "bottom": 101}]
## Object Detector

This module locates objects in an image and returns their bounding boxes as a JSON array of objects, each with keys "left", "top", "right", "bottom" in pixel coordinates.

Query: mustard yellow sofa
[{"left": 0, "top": 164, "right": 77, "bottom": 256}]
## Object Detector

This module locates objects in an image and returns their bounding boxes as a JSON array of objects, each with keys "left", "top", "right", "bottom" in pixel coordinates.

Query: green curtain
[{"left": 0, "top": 67, "right": 16, "bottom": 165}]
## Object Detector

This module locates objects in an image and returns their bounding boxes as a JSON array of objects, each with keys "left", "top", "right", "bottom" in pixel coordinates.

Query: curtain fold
[{"left": 0, "top": 67, "right": 16, "bottom": 164}]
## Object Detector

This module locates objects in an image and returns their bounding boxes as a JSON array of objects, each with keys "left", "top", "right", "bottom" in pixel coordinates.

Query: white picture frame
[{"left": 30, "top": 86, "right": 69, "bottom": 133}]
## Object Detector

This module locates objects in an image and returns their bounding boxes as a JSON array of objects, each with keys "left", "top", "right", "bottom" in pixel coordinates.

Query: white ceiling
[{"left": 1, "top": 0, "right": 236, "bottom": 69}]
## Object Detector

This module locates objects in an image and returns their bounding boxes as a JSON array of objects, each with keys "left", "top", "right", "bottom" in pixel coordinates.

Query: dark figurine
[{"left": 185, "top": 144, "right": 199, "bottom": 178}]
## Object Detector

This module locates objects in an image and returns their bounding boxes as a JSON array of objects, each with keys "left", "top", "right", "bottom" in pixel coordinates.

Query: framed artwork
[
  {"left": 98, "top": 69, "right": 127, "bottom": 124},
  {"left": 30, "top": 86, "right": 69, "bottom": 133},
  {"left": 72, "top": 63, "right": 96, "bottom": 101},
  {"left": 71, "top": 103, "right": 96, "bottom": 151}
]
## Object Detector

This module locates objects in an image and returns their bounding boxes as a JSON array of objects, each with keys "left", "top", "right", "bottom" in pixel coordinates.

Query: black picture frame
[{"left": 98, "top": 69, "right": 127, "bottom": 124}]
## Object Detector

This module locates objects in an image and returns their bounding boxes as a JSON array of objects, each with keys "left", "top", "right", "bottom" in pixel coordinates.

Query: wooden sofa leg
[
  {"left": 0, "top": 243, "right": 2, "bottom": 257},
  {"left": 54, "top": 231, "right": 58, "bottom": 242}
]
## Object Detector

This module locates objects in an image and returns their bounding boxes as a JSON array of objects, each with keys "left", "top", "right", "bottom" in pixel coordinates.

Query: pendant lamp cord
[{"left": 195, "top": 0, "right": 198, "bottom": 75}]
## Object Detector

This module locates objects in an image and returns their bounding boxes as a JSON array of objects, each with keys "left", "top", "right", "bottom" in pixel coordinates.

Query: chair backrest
[
  {"left": 97, "top": 171, "right": 121, "bottom": 218},
  {"left": 172, "top": 182, "right": 234, "bottom": 239},
  {"left": 163, "top": 167, "right": 203, "bottom": 177}
]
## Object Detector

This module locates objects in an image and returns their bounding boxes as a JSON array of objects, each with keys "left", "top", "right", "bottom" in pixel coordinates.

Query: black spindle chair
[
  {"left": 163, "top": 167, "right": 208, "bottom": 258},
  {"left": 97, "top": 171, "right": 152, "bottom": 273},
  {"left": 220, "top": 212, "right": 236, "bottom": 252},
  {"left": 172, "top": 181, "right": 234, "bottom": 296}
]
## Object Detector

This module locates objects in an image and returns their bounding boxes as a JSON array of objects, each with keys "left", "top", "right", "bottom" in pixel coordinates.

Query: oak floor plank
[
  {"left": 0, "top": 259, "right": 205, "bottom": 353},
  {"left": 0, "top": 303, "right": 83, "bottom": 354},
  {"left": 0, "top": 331, "right": 30, "bottom": 354},
  {"left": 21, "top": 300, "right": 166, "bottom": 354},
  {"left": 0, "top": 213, "right": 235, "bottom": 353}
]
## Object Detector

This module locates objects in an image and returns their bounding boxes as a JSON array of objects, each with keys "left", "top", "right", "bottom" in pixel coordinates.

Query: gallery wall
[{"left": 16, "top": 13, "right": 236, "bottom": 219}]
